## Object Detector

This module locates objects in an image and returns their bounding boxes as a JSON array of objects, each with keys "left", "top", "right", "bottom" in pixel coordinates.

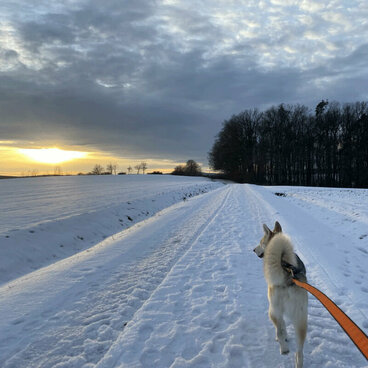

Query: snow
[
  {"left": 1, "top": 178, "right": 368, "bottom": 367},
  {"left": 0, "top": 175, "right": 223, "bottom": 284}
]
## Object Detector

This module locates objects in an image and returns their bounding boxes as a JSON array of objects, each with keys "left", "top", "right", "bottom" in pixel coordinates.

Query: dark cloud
[{"left": 1, "top": 0, "right": 368, "bottom": 165}]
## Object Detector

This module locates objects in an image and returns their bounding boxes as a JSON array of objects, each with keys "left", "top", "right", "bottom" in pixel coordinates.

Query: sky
[{"left": 1, "top": 0, "right": 368, "bottom": 175}]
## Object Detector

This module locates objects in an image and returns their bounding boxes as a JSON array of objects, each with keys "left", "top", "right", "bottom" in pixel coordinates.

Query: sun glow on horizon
[{"left": 18, "top": 148, "right": 87, "bottom": 164}]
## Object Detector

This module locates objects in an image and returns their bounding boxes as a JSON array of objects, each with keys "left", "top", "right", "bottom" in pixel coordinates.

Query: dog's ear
[
  {"left": 263, "top": 224, "right": 272, "bottom": 236},
  {"left": 274, "top": 221, "right": 282, "bottom": 233}
]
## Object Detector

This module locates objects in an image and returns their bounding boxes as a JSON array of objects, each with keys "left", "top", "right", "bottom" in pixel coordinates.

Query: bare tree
[
  {"left": 134, "top": 164, "right": 142, "bottom": 174},
  {"left": 141, "top": 162, "right": 147, "bottom": 174},
  {"left": 171, "top": 165, "right": 185, "bottom": 175},
  {"left": 106, "top": 163, "right": 113, "bottom": 175},
  {"left": 91, "top": 164, "right": 104, "bottom": 175},
  {"left": 106, "top": 163, "right": 118, "bottom": 175},
  {"left": 127, "top": 166, "right": 133, "bottom": 174}
]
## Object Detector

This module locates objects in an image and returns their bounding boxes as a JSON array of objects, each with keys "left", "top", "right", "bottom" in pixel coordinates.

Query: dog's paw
[{"left": 280, "top": 343, "right": 289, "bottom": 355}]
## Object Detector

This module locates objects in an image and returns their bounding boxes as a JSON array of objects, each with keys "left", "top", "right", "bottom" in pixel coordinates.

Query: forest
[{"left": 209, "top": 100, "right": 368, "bottom": 187}]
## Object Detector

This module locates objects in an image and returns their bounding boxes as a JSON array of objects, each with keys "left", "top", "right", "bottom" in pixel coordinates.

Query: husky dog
[{"left": 253, "top": 221, "right": 308, "bottom": 368}]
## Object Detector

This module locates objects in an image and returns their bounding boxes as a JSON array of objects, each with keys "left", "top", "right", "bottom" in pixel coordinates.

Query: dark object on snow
[{"left": 274, "top": 192, "right": 287, "bottom": 197}]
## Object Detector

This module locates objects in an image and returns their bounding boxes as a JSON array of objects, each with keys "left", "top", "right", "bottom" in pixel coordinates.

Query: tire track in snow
[{"left": 95, "top": 185, "right": 233, "bottom": 367}]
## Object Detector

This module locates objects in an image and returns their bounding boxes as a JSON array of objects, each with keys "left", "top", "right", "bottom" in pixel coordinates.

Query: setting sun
[{"left": 18, "top": 148, "right": 87, "bottom": 164}]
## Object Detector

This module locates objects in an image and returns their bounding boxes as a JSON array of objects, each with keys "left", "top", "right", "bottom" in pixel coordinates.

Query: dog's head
[{"left": 253, "top": 221, "right": 282, "bottom": 258}]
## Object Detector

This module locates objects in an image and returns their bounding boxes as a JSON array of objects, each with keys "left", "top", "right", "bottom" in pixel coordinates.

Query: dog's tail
[{"left": 264, "top": 233, "right": 297, "bottom": 286}]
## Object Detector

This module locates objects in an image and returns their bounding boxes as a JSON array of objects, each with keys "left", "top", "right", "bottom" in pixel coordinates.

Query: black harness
[{"left": 281, "top": 253, "right": 307, "bottom": 282}]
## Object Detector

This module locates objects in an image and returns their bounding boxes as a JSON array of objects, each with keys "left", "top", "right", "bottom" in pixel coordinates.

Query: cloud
[
  {"left": 300, "top": 0, "right": 325, "bottom": 13},
  {"left": 0, "top": 0, "right": 368, "bottom": 168}
]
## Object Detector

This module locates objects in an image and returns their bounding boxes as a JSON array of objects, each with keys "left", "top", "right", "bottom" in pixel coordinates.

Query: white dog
[{"left": 254, "top": 221, "right": 308, "bottom": 368}]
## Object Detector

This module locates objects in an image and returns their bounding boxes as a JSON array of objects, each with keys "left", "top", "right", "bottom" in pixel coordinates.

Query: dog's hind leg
[
  {"left": 294, "top": 319, "right": 307, "bottom": 368},
  {"left": 269, "top": 310, "right": 289, "bottom": 355}
]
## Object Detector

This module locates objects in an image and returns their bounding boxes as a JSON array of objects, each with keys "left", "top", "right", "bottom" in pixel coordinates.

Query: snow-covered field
[
  {"left": 1, "top": 177, "right": 368, "bottom": 367},
  {"left": 0, "top": 175, "right": 222, "bottom": 284}
]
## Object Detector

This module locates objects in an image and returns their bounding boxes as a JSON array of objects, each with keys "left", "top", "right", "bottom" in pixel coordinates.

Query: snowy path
[{"left": 1, "top": 184, "right": 367, "bottom": 367}]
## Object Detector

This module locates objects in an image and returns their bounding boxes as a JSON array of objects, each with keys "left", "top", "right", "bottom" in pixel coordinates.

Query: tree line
[
  {"left": 16, "top": 159, "right": 204, "bottom": 178},
  {"left": 209, "top": 100, "right": 368, "bottom": 187},
  {"left": 89, "top": 162, "right": 148, "bottom": 175},
  {"left": 89, "top": 161, "right": 202, "bottom": 176}
]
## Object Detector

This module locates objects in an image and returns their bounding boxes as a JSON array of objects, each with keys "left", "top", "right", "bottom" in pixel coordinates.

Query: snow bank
[{"left": 0, "top": 175, "right": 224, "bottom": 285}]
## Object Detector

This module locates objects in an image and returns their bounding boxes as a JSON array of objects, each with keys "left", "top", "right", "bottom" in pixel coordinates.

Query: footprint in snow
[
  {"left": 12, "top": 318, "right": 25, "bottom": 325},
  {"left": 356, "top": 247, "right": 368, "bottom": 255}
]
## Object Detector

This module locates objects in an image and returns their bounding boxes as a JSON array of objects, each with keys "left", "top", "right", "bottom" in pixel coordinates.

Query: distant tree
[
  {"left": 134, "top": 164, "right": 142, "bottom": 174},
  {"left": 171, "top": 160, "right": 201, "bottom": 176},
  {"left": 184, "top": 160, "right": 201, "bottom": 176},
  {"left": 106, "top": 163, "right": 117, "bottom": 175},
  {"left": 127, "top": 166, "right": 133, "bottom": 174},
  {"left": 171, "top": 165, "right": 185, "bottom": 175},
  {"left": 141, "top": 162, "right": 148, "bottom": 174},
  {"left": 315, "top": 99, "right": 329, "bottom": 117},
  {"left": 91, "top": 164, "right": 104, "bottom": 175},
  {"left": 118, "top": 172, "right": 126, "bottom": 175},
  {"left": 106, "top": 163, "right": 114, "bottom": 175}
]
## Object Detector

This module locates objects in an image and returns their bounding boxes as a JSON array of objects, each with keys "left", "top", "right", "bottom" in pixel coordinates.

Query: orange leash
[{"left": 293, "top": 278, "right": 368, "bottom": 361}]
